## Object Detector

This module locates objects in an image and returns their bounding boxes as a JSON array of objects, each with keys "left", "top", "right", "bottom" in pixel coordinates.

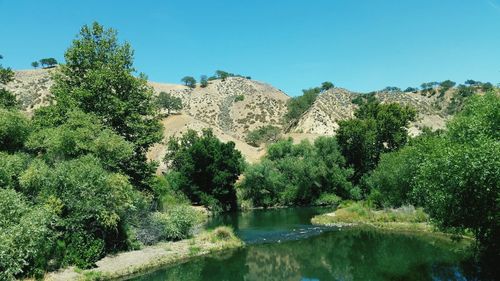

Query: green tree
[
  {"left": 165, "top": 129, "right": 244, "bottom": 212},
  {"left": 285, "top": 87, "right": 321, "bottom": 122},
  {"left": 200, "top": 75, "right": 208, "bottom": 88},
  {"left": 412, "top": 140, "right": 499, "bottom": 256},
  {"left": 181, "top": 76, "right": 196, "bottom": 88},
  {"left": 39, "top": 58, "right": 58, "bottom": 68},
  {"left": 0, "top": 108, "right": 31, "bottom": 152},
  {"left": 50, "top": 22, "right": 163, "bottom": 190},
  {"left": 337, "top": 101, "right": 416, "bottom": 182},
  {"left": 239, "top": 137, "right": 354, "bottom": 207},
  {"left": 336, "top": 118, "right": 378, "bottom": 181},
  {"left": 0, "top": 56, "right": 14, "bottom": 85},
  {"left": 31, "top": 61, "right": 39, "bottom": 68},
  {"left": 27, "top": 110, "right": 134, "bottom": 172},
  {"left": 321, "top": 81, "right": 334, "bottom": 91},
  {"left": 156, "top": 92, "right": 182, "bottom": 115},
  {"left": 215, "top": 70, "right": 229, "bottom": 81}
]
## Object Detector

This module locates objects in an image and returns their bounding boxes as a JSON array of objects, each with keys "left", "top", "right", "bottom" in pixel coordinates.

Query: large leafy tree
[
  {"left": 165, "top": 129, "right": 244, "bottom": 211},
  {"left": 156, "top": 92, "right": 182, "bottom": 115},
  {"left": 50, "top": 22, "right": 163, "bottom": 190},
  {"left": 337, "top": 101, "right": 416, "bottom": 182}
]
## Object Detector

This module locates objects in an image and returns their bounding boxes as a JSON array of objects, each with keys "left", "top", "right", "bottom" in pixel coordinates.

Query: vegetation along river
[{"left": 129, "top": 207, "right": 485, "bottom": 281}]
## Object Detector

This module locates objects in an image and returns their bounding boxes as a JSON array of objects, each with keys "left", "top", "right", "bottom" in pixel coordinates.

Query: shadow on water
[{"left": 130, "top": 207, "right": 493, "bottom": 281}]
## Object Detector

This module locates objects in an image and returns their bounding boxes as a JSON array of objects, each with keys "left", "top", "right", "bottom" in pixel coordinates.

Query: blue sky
[{"left": 1, "top": 0, "right": 499, "bottom": 96}]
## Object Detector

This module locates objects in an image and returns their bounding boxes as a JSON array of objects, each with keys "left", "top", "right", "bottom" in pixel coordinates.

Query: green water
[{"left": 130, "top": 208, "right": 483, "bottom": 281}]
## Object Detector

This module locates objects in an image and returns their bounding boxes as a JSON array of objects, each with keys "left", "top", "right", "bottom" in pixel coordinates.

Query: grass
[{"left": 311, "top": 201, "right": 436, "bottom": 233}]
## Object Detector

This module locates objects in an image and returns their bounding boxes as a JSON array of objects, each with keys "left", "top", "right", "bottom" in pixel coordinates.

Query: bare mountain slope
[
  {"left": 291, "top": 88, "right": 451, "bottom": 136},
  {"left": 150, "top": 77, "right": 289, "bottom": 140},
  {"left": 4, "top": 69, "right": 458, "bottom": 161}
]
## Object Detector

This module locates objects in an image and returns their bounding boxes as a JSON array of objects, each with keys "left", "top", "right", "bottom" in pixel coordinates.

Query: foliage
[
  {"left": 321, "top": 81, "right": 334, "bottom": 91},
  {"left": 200, "top": 75, "right": 208, "bottom": 88},
  {"left": 0, "top": 88, "right": 19, "bottom": 109},
  {"left": 403, "top": 87, "right": 418, "bottom": 93},
  {"left": 439, "top": 80, "right": 457, "bottom": 95},
  {"left": 364, "top": 136, "right": 443, "bottom": 207},
  {"left": 0, "top": 189, "right": 56, "bottom": 280},
  {"left": 152, "top": 206, "right": 203, "bottom": 241},
  {"left": 156, "top": 92, "right": 182, "bottom": 115},
  {"left": 239, "top": 137, "right": 354, "bottom": 207},
  {"left": 382, "top": 86, "right": 401, "bottom": 93},
  {"left": 27, "top": 110, "right": 134, "bottom": 172},
  {"left": 31, "top": 61, "right": 39, "bottom": 68},
  {"left": 181, "top": 76, "right": 196, "bottom": 88},
  {"left": 365, "top": 93, "right": 500, "bottom": 256},
  {"left": 0, "top": 152, "right": 31, "bottom": 190},
  {"left": 39, "top": 58, "right": 58, "bottom": 68},
  {"left": 20, "top": 155, "right": 142, "bottom": 267},
  {"left": 337, "top": 101, "right": 416, "bottom": 182},
  {"left": 50, "top": 22, "right": 163, "bottom": 190},
  {"left": 312, "top": 201, "right": 428, "bottom": 225},
  {"left": 0, "top": 108, "right": 31, "bottom": 152},
  {"left": 234, "top": 94, "right": 245, "bottom": 102},
  {"left": 165, "top": 129, "right": 244, "bottom": 212},
  {"left": 412, "top": 140, "right": 498, "bottom": 248},
  {"left": 285, "top": 87, "right": 321, "bottom": 122},
  {"left": 245, "top": 125, "right": 281, "bottom": 147},
  {"left": 0, "top": 56, "right": 15, "bottom": 85}
]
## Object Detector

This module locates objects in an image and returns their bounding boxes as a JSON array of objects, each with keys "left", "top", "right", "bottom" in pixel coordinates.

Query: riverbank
[
  {"left": 44, "top": 227, "right": 243, "bottom": 281},
  {"left": 311, "top": 202, "right": 473, "bottom": 239}
]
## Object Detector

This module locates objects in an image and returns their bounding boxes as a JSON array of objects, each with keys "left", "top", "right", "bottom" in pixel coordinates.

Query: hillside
[
  {"left": 291, "top": 88, "right": 453, "bottom": 136},
  {"left": 3, "top": 69, "right": 462, "bottom": 163}
]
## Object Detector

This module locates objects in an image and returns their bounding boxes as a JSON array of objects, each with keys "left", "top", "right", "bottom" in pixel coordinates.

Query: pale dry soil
[{"left": 44, "top": 232, "right": 242, "bottom": 281}]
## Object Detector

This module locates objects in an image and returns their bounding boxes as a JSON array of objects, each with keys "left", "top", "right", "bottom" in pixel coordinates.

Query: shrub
[
  {"left": 0, "top": 89, "right": 18, "bottom": 109},
  {"left": 245, "top": 125, "right": 281, "bottom": 147},
  {"left": 314, "top": 193, "right": 341, "bottom": 206},
  {"left": 234, "top": 94, "right": 245, "bottom": 102},
  {"left": 0, "top": 189, "right": 56, "bottom": 280},
  {"left": 145, "top": 206, "right": 203, "bottom": 243}
]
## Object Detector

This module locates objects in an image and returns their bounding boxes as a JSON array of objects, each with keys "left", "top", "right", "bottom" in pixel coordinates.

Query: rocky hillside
[
  {"left": 4, "top": 69, "right": 462, "bottom": 149},
  {"left": 291, "top": 88, "right": 454, "bottom": 136},
  {"left": 151, "top": 77, "right": 289, "bottom": 140}
]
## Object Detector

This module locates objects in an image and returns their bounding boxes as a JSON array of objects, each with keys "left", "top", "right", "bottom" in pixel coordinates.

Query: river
[{"left": 129, "top": 207, "right": 485, "bottom": 281}]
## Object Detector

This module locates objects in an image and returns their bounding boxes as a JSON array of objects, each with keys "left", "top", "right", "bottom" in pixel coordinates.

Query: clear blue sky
[{"left": 1, "top": 0, "right": 500, "bottom": 95}]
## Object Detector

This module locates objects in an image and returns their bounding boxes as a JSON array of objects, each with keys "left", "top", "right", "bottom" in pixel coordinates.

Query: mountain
[
  {"left": 3, "top": 69, "right": 463, "bottom": 165},
  {"left": 291, "top": 88, "right": 451, "bottom": 137}
]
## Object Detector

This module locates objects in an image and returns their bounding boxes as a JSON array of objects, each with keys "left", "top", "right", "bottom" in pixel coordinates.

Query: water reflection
[{"left": 131, "top": 228, "right": 479, "bottom": 281}]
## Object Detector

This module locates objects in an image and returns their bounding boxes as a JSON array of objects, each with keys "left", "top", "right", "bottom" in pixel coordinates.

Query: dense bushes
[
  {"left": 365, "top": 92, "right": 499, "bottom": 256},
  {"left": 0, "top": 108, "right": 31, "bottom": 152},
  {"left": 239, "top": 137, "right": 354, "bottom": 207},
  {"left": 0, "top": 189, "right": 56, "bottom": 280},
  {"left": 165, "top": 129, "right": 244, "bottom": 212},
  {"left": 137, "top": 205, "right": 205, "bottom": 245}
]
